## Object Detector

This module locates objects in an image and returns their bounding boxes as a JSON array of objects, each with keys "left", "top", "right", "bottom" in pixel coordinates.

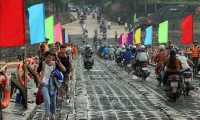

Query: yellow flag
[
  {"left": 60, "top": 28, "right": 63, "bottom": 45},
  {"left": 135, "top": 28, "right": 141, "bottom": 44}
]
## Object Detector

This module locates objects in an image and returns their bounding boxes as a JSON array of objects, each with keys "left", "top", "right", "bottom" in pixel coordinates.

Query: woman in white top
[{"left": 38, "top": 51, "right": 65, "bottom": 120}]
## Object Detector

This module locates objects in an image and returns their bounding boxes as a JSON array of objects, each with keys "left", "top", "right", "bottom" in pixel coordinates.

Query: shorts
[{"left": 63, "top": 73, "right": 70, "bottom": 86}]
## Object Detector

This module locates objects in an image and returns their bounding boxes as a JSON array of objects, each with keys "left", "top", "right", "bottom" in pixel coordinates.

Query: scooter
[
  {"left": 165, "top": 74, "right": 182, "bottom": 102},
  {"left": 182, "top": 71, "right": 192, "bottom": 96},
  {"left": 134, "top": 62, "right": 150, "bottom": 80},
  {"left": 84, "top": 59, "right": 93, "bottom": 71}
]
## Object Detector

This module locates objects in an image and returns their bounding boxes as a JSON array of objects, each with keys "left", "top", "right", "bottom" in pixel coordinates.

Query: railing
[{"left": 0, "top": 56, "right": 38, "bottom": 119}]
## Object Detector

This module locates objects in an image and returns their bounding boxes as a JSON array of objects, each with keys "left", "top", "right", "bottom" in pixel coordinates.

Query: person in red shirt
[{"left": 154, "top": 45, "right": 167, "bottom": 77}]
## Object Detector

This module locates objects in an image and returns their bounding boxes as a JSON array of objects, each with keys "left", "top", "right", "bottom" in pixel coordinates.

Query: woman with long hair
[{"left": 162, "top": 49, "right": 182, "bottom": 86}]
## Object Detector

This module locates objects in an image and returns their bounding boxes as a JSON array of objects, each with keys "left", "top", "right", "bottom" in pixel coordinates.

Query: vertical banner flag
[
  {"left": 28, "top": 3, "right": 45, "bottom": 45},
  {"left": 127, "top": 31, "right": 133, "bottom": 45},
  {"left": 118, "top": 33, "right": 123, "bottom": 45},
  {"left": 62, "top": 28, "right": 65, "bottom": 45},
  {"left": 54, "top": 23, "right": 61, "bottom": 43},
  {"left": 45, "top": 16, "right": 54, "bottom": 44},
  {"left": 135, "top": 28, "right": 141, "bottom": 44},
  {"left": 0, "top": 0, "right": 26, "bottom": 47},
  {"left": 158, "top": 21, "right": 168, "bottom": 43},
  {"left": 134, "top": 13, "right": 137, "bottom": 22},
  {"left": 65, "top": 33, "right": 69, "bottom": 43},
  {"left": 144, "top": 26, "right": 153, "bottom": 45},
  {"left": 60, "top": 28, "right": 63, "bottom": 45},
  {"left": 181, "top": 14, "right": 193, "bottom": 44},
  {"left": 122, "top": 33, "right": 126, "bottom": 45}
]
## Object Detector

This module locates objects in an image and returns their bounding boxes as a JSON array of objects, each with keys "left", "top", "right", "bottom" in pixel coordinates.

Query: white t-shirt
[
  {"left": 178, "top": 56, "right": 190, "bottom": 72},
  {"left": 42, "top": 63, "right": 54, "bottom": 85}
]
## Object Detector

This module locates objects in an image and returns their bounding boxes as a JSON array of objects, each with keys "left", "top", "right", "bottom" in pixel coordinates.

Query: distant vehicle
[
  {"left": 70, "top": 7, "right": 77, "bottom": 12},
  {"left": 136, "top": 5, "right": 187, "bottom": 31}
]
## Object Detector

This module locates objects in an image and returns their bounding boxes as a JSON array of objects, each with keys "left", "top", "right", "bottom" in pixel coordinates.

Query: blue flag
[
  {"left": 28, "top": 3, "right": 45, "bottom": 44},
  {"left": 144, "top": 26, "right": 153, "bottom": 45},
  {"left": 65, "top": 33, "right": 69, "bottom": 43}
]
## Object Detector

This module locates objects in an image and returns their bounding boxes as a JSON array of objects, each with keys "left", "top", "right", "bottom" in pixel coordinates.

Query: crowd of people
[{"left": 36, "top": 38, "right": 78, "bottom": 120}]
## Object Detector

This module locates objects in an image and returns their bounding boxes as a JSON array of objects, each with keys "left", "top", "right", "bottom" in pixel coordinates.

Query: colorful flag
[
  {"left": 127, "top": 31, "right": 133, "bottom": 45},
  {"left": 135, "top": 28, "right": 141, "bottom": 44},
  {"left": 144, "top": 26, "right": 153, "bottom": 45},
  {"left": 54, "top": 23, "right": 61, "bottom": 43},
  {"left": 0, "top": 0, "right": 26, "bottom": 47},
  {"left": 122, "top": 33, "right": 126, "bottom": 45},
  {"left": 134, "top": 13, "right": 137, "bottom": 22},
  {"left": 181, "top": 14, "right": 193, "bottom": 44},
  {"left": 158, "top": 21, "right": 168, "bottom": 43},
  {"left": 28, "top": 3, "right": 45, "bottom": 45},
  {"left": 118, "top": 33, "right": 124, "bottom": 46},
  {"left": 62, "top": 28, "right": 65, "bottom": 45},
  {"left": 65, "top": 33, "right": 69, "bottom": 43},
  {"left": 45, "top": 16, "right": 54, "bottom": 44},
  {"left": 60, "top": 28, "right": 63, "bottom": 45}
]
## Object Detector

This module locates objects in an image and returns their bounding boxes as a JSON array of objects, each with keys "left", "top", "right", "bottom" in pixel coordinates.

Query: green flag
[
  {"left": 158, "top": 21, "right": 168, "bottom": 43},
  {"left": 45, "top": 16, "right": 54, "bottom": 44},
  {"left": 134, "top": 13, "right": 137, "bottom": 22}
]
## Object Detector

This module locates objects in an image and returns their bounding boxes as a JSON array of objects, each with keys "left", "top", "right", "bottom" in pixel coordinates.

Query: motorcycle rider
[
  {"left": 103, "top": 45, "right": 109, "bottom": 57},
  {"left": 84, "top": 45, "right": 94, "bottom": 66},
  {"left": 133, "top": 45, "right": 149, "bottom": 73},
  {"left": 120, "top": 46, "right": 126, "bottom": 57},
  {"left": 108, "top": 45, "right": 115, "bottom": 59},
  {"left": 123, "top": 47, "right": 133, "bottom": 65},
  {"left": 131, "top": 45, "right": 137, "bottom": 55},
  {"left": 162, "top": 49, "right": 182, "bottom": 86},
  {"left": 154, "top": 45, "right": 167, "bottom": 78},
  {"left": 107, "top": 21, "right": 111, "bottom": 29},
  {"left": 97, "top": 34, "right": 103, "bottom": 44}
]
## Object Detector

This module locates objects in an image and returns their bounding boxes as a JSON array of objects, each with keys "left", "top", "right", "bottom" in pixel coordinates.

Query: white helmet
[
  {"left": 66, "top": 47, "right": 71, "bottom": 53},
  {"left": 140, "top": 45, "right": 145, "bottom": 49},
  {"left": 122, "top": 46, "right": 125, "bottom": 49},
  {"left": 159, "top": 45, "right": 165, "bottom": 51},
  {"left": 132, "top": 45, "right": 136, "bottom": 48}
]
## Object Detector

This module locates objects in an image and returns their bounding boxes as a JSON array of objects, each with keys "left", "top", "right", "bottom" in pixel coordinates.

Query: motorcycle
[
  {"left": 104, "top": 54, "right": 108, "bottom": 60},
  {"left": 165, "top": 74, "right": 182, "bottom": 102},
  {"left": 79, "top": 19, "right": 84, "bottom": 25},
  {"left": 182, "top": 71, "right": 192, "bottom": 96},
  {"left": 103, "top": 32, "right": 107, "bottom": 40},
  {"left": 134, "top": 62, "right": 150, "bottom": 80},
  {"left": 121, "top": 59, "right": 129, "bottom": 70},
  {"left": 84, "top": 59, "right": 93, "bottom": 71},
  {"left": 92, "top": 14, "right": 95, "bottom": 19},
  {"left": 109, "top": 54, "right": 114, "bottom": 61},
  {"left": 115, "top": 55, "right": 122, "bottom": 65}
]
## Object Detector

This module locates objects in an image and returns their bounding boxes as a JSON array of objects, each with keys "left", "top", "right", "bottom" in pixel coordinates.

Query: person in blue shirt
[
  {"left": 103, "top": 45, "right": 109, "bottom": 55},
  {"left": 123, "top": 48, "right": 133, "bottom": 63}
]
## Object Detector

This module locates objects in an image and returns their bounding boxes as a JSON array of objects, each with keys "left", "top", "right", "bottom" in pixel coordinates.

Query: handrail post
[{"left": 0, "top": 84, "right": 3, "bottom": 120}]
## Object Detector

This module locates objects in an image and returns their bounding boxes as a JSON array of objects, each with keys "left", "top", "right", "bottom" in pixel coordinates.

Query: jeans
[{"left": 42, "top": 85, "right": 57, "bottom": 117}]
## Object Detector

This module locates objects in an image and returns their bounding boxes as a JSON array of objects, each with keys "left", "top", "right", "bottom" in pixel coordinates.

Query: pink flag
[
  {"left": 54, "top": 23, "right": 61, "bottom": 43},
  {"left": 122, "top": 33, "right": 126, "bottom": 46}
]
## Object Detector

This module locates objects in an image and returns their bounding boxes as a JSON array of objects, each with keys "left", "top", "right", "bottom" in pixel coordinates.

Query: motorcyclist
[
  {"left": 133, "top": 45, "right": 149, "bottom": 71},
  {"left": 154, "top": 45, "right": 167, "bottom": 78},
  {"left": 123, "top": 47, "right": 133, "bottom": 65},
  {"left": 107, "top": 21, "right": 111, "bottom": 29},
  {"left": 84, "top": 45, "right": 94, "bottom": 65},
  {"left": 162, "top": 49, "right": 182, "bottom": 86},
  {"left": 108, "top": 45, "right": 115, "bottom": 59},
  {"left": 131, "top": 45, "right": 137, "bottom": 55},
  {"left": 97, "top": 34, "right": 103, "bottom": 44},
  {"left": 103, "top": 45, "right": 109, "bottom": 56},
  {"left": 120, "top": 46, "right": 126, "bottom": 58}
]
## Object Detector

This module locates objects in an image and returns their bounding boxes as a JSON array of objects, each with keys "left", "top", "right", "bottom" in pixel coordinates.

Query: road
[{"left": 61, "top": 14, "right": 200, "bottom": 120}]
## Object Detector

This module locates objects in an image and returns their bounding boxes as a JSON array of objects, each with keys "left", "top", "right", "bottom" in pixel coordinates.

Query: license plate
[
  {"left": 185, "top": 78, "right": 190, "bottom": 82},
  {"left": 142, "top": 67, "right": 147, "bottom": 70},
  {"left": 171, "top": 82, "right": 178, "bottom": 87}
]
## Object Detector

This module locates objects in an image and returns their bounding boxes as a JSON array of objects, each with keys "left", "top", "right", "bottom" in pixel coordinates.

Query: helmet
[
  {"left": 122, "top": 46, "right": 125, "bottom": 49},
  {"left": 159, "top": 45, "right": 165, "bottom": 51},
  {"left": 170, "top": 49, "right": 176, "bottom": 55},
  {"left": 66, "top": 47, "right": 71, "bottom": 53},
  {"left": 173, "top": 47, "right": 179, "bottom": 53},
  {"left": 140, "top": 45, "right": 145, "bottom": 49},
  {"left": 132, "top": 45, "right": 136, "bottom": 48}
]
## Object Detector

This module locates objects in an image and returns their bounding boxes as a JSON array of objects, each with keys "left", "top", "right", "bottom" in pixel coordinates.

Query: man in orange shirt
[{"left": 192, "top": 41, "right": 199, "bottom": 74}]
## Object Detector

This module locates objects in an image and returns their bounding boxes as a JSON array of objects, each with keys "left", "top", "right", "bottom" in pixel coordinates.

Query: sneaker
[{"left": 66, "top": 95, "right": 69, "bottom": 99}]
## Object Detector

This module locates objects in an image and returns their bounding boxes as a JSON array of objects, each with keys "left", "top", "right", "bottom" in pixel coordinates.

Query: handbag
[{"left": 36, "top": 88, "right": 44, "bottom": 105}]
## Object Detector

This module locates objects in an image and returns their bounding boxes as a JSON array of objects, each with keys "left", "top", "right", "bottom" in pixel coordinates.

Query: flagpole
[{"left": 24, "top": 44, "right": 28, "bottom": 109}]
